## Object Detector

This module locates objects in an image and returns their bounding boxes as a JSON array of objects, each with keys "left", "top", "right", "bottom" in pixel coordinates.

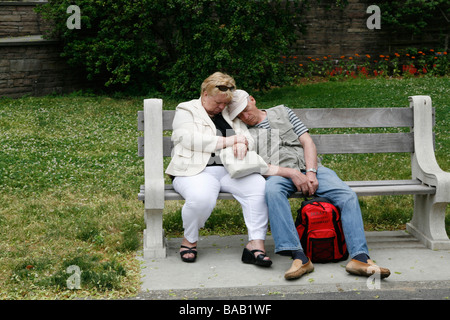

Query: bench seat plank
[{"left": 138, "top": 179, "right": 435, "bottom": 202}]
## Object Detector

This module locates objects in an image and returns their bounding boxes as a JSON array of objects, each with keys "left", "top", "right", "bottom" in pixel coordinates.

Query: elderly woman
[{"left": 165, "top": 72, "right": 271, "bottom": 266}]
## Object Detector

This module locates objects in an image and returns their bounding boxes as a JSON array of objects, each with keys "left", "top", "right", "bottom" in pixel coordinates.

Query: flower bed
[{"left": 283, "top": 48, "right": 449, "bottom": 80}]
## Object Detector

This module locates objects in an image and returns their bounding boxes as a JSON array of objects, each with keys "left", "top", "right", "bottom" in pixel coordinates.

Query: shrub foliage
[
  {"left": 379, "top": 0, "right": 449, "bottom": 38},
  {"left": 37, "top": 0, "right": 310, "bottom": 97}
]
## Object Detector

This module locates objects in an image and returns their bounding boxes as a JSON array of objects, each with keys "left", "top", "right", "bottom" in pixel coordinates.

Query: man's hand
[
  {"left": 264, "top": 165, "right": 319, "bottom": 196},
  {"left": 305, "top": 171, "right": 319, "bottom": 195},
  {"left": 290, "top": 169, "right": 318, "bottom": 196}
]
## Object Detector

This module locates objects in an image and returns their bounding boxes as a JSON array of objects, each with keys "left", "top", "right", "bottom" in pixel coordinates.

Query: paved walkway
[{"left": 137, "top": 231, "right": 450, "bottom": 300}]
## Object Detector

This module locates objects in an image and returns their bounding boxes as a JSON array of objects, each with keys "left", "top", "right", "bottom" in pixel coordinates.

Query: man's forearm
[
  {"left": 302, "top": 138, "right": 318, "bottom": 171},
  {"left": 263, "top": 165, "right": 295, "bottom": 178}
]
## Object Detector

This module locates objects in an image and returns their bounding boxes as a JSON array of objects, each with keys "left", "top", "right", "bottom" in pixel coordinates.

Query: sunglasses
[{"left": 216, "top": 85, "right": 235, "bottom": 92}]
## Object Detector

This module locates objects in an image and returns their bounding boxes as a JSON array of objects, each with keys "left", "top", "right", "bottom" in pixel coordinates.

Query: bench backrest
[{"left": 138, "top": 105, "right": 435, "bottom": 157}]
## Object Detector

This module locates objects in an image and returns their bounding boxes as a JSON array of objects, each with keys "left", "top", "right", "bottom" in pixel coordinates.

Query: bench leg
[
  {"left": 143, "top": 209, "right": 167, "bottom": 258},
  {"left": 406, "top": 195, "right": 450, "bottom": 250}
]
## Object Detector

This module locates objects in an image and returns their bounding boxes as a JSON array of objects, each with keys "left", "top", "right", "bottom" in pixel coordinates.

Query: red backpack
[{"left": 295, "top": 197, "right": 348, "bottom": 263}]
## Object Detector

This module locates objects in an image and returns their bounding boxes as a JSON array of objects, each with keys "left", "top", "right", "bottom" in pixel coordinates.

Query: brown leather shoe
[
  {"left": 345, "top": 259, "right": 390, "bottom": 279},
  {"left": 284, "top": 259, "right": 314, "bottom": 280}
]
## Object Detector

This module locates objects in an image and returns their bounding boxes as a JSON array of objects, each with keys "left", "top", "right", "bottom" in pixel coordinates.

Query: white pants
[{"left": 173, "top": 166, "right": 269, "bottom": 243}]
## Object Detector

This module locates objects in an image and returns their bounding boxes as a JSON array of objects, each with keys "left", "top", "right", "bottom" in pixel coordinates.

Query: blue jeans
[{"left": 265, "top": 166, "right": 369, "bottom": 259}]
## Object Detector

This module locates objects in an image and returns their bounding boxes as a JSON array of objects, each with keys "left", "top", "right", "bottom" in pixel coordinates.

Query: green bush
[
  {"left": 37, "top": 0, "right": 309, "bottom": 98},
  {"left": 379, "top": 0, "right": 449, "bottom": 38}
]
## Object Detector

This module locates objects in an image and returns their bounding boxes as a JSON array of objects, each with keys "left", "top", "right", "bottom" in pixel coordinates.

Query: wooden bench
[{"left": 137, "top": 95, "right": 450, "bottom": 258}]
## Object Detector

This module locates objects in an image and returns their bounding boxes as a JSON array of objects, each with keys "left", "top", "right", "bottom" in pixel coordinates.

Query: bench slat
[
  {"left": 311, "top": 132, "right": 414, "bottom": 154},
  {"left": 159, "top": 180, "right": 427, "bottom": 189},
  {"left": 348, "top": 185, "right": 436, "bottom": 196},
  {"left": 292, "top": 108, "right": 415, "bottom": 128},
  {"left": 138, "top": 108, "right": 422, "bottom": 131},
  {"left": 138, "top": 179, "right": 436, "bottom": 201},
  {"left": 137, "top": 132, "right": 415, "bottom": 157}
]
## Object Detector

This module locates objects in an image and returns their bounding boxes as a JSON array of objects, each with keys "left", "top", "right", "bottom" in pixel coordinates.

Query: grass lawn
[{"left": 0, "top": 76, "right": 449, "bottom": 299}]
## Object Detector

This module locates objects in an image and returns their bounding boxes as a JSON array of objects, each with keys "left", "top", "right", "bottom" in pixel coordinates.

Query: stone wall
[
  {"left": 293, "top": 0, "right": 443, "bottom": 63},
  {"left": 0, "top": 41, "right": 85, "bottom": 98},
  {"left": 0, "top": 1, "right": 85, "bottom": 98},
  {"left": 0, "top": 1, "right": 51, "bottom": 37},
  {"left": 295, "top": 0, "right": 383, "bottom": 58}
]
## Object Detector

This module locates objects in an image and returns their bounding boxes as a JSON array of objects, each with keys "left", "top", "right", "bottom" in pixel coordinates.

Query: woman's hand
[
  {"left": 233, "top": 142, "right": 248, "bottom": 160},
  {"left": 217, "top": 134, "right": 249, "bottom": 150},
  {"left": 231, "top": 134, "right": 248, "bottom": 147}
]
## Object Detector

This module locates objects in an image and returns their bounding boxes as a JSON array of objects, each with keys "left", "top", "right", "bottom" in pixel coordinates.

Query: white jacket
[{"left": 165, "top": 98, "right": 255, "bottom": 177}]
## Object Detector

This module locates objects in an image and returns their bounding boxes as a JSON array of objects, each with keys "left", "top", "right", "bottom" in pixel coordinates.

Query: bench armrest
[
  {"left": 144, "top": 99, "right": 165, "bottom": 209},
  {"left": 410, "top": 95, "right": 450, "bottom": 202}
]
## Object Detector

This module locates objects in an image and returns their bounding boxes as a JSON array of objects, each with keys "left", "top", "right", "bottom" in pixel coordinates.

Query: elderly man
[{"left": 225, "top": 89, "right": 390, "bottom": 280}]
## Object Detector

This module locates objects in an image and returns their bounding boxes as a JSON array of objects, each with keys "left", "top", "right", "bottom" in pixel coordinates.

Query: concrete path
[{"left": 136, "top": 231, "right": 450, "bottom": 300}]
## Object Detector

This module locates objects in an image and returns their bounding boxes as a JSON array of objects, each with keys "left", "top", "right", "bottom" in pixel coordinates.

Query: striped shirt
[{"left": 254, "top": 105, "right": 309, "bottom": 137}]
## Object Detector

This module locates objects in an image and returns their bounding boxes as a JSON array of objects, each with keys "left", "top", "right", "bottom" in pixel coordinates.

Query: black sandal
[
  {"left": 180, "top": 245, "right": 197, "bottom": 263},
  {"left": 241, "top": 247, "right": 272, "bottom": 267}
]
